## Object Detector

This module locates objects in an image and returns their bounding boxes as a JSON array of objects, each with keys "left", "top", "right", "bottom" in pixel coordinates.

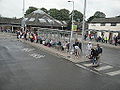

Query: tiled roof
[
  {"left": 24, "top": 9, "right": 66, "bottom": 27},
  {"left": 90, "top": 17, "right": 120, "bottom": 23},
  {"left": 0, "top": 17, "right": 21, "bottom": 24}
]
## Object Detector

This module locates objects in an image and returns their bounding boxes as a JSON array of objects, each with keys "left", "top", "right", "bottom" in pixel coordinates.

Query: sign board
[{"left": 72, "top": 25, "right": 77, "bottom": 31}]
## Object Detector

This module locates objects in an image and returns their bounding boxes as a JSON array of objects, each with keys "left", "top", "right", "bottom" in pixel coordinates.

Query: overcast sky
[{"left": 0, "top": 0, "right": 120, "bottom": 19}]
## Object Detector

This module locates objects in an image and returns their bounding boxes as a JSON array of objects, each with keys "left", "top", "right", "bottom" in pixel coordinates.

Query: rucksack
[{"left": 97, "top": 47, "right": 102, "bottom": 54}]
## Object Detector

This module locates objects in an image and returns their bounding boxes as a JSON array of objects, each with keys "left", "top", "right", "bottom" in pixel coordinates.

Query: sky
[{"left": 0, "top": 0, "right": 120, "bottom": 19}]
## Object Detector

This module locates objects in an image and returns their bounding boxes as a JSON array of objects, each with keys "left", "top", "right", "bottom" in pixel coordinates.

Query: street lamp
[
  {"left": 68, "top": 0, "right": 74, "bottom": 53},
  {"left": 22, "top": 0, "right": 25, "bottom": 32},
  {"left": 81, "top": 0, "right": 87, "bottom": 54}
]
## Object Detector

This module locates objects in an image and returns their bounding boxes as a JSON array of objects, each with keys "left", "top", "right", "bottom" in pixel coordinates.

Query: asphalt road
[{"left": 0, "top": 35, "right": 120, "bottom": 90}]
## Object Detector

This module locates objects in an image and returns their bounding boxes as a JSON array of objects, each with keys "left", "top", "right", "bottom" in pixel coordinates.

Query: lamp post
[
  {"left": 22, "top": 0, "right": 25, "bottom": 32},
  {"left": 68, "top": 0, "right": 74, "bottom": 53},
  {"left": 81, "top": 0, "right": 86, "bottom": 54}
]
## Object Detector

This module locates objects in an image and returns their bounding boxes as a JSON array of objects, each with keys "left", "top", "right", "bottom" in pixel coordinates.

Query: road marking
[
  {"left": 22, "top": 48, "right": 35, "bottom": 52},
  {"left": 106, "top": 70, "right": 120, "bottom": 76},
  {"left": 75, "top": 64, "right": 102, "bottom": 75},
  {"left": 83, "top": 63, "right": 102, "bottom": 67},
  {"left": 30, "top": 53, "right": 45, "bottom": 59},
  {"left": 83, "top": 63, "right": 93, "bottom": 67},
  {"left": 76, "top": 64, "right": 88, "bottom": 70},
  {"left": 95, "top": 65, "right": 113, "bottom": 71}
]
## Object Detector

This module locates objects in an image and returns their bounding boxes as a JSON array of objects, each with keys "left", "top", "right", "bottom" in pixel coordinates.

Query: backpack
[{"left": 97, "top": 47, "right": 102, "bottom": 54}]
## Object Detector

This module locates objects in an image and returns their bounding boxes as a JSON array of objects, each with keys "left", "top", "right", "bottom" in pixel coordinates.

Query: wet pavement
[{"left": 0, "top": 33, "right": 120, "bottom": 90}]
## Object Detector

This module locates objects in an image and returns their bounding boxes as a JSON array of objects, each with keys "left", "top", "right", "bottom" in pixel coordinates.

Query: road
[{"left": 0, "top": 34, "right": 120, "bottom": 90}]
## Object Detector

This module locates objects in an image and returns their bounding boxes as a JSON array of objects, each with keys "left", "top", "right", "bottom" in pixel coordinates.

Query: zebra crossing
[{"left": 76, "top": 61, "right": 120, "bottom": 77}]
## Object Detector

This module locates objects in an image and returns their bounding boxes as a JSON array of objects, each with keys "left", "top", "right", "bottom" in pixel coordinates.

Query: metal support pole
[
  {"left": 22, "top": 0, "right": 25, "bottom": 32},
  {"left": 81, "top": 0, "right": 86, "bottom": 54},
  {"left": 68, "top": 1, "right": 74, "bottom": 53}
]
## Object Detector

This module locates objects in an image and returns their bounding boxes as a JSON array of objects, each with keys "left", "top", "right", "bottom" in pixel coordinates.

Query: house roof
[
  {"left": 24, "top": 9, "right": 67, "bottom": 27},
  {"left": 90, "top": 17, "right": 120, "bottom": 23},
  {"left": 0, "top": 17, "right": 21, "bottom": 25},
  {"left": 0, "top": 9, "right": 67, "bottom": 28}
]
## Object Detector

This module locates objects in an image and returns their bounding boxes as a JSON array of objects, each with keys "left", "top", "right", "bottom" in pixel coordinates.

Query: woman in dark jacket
[{"left": 91, "top": 47, "right": 98, "bottom": 65}]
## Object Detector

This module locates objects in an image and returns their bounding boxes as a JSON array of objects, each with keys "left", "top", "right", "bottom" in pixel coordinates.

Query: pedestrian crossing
[{"left": 76, "top": 61, "right": 120, "bottom": 77}]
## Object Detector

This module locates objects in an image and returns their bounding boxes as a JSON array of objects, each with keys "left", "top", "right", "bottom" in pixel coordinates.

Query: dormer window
[
  {"left": 111, "top": 23, "right": 116, "bottom": 26},
  {"left": 100, "top": 23, "right": 105, "bottom": 26},
  {"left": 29, "top": 18, "right": 35, "bottom": 21}
]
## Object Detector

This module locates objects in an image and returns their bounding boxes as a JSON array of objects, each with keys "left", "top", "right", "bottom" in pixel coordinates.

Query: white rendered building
[{"left": 88, "top": 17, "right": 120, "bottom": 40}]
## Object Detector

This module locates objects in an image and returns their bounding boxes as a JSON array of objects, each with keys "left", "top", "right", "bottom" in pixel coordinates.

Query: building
[
  {"left": 0, "top": 9, "right": 67, "bottom": 32},
  {"left": 88, "top": 17, "right": 120, "bottom": 40},
  {"left": 0, "top": 17, "right": 21, "bottom": 32},
  {"left": 23, "top": 9, "right": 67, "bottom": 30}
]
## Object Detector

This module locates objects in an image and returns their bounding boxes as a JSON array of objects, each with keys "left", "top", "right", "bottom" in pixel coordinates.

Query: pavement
[
  {"left": 20, "top": 38, "right": 120, "bottom": 64},
  {"left": 21, "top": 40, "right": 88, "bottom": 63}
]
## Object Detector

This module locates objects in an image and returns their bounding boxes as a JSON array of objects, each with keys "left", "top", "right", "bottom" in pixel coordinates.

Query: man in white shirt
[{"left": 86, "top": 42, "right": 93, "bottom": 57}]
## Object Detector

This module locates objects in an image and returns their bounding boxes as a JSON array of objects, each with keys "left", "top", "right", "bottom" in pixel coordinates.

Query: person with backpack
[
  {"left": 90, "top": 46, "right": 98, "bottom": 66},
  {"left": 96, "top": 44, "right": 103, "bottom": 65}
]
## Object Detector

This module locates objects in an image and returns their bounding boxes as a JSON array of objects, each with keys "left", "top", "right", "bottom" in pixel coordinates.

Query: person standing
[
  {"left": 96, "top": 44, "right": 103, "bottom": 66},
  {"left": 86, "top": 42, "right": 93, "bottom": 57}
]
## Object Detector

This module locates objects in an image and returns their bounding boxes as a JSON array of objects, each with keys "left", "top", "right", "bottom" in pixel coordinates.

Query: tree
[
  {"left": 48, "top": 8, "right": 60, "bottom": 20},
  {"left": 59, "top": 9, "right": 70, "bottom": 21},
  {"left": 40, "top": 7, "right": 48, "bottom": 13},
  {"left": 87, "top": 11, "right": 106, "bottom": 22},
  {"left": 94, "top": 11, "right": 106, "bottom": 18},
  {"left": 116, "top": 15, "right": 120, "bottom": 17},
  {"left": 73, "top": 10, "right": 83, "bottom": 22},
  {"left": 25, "top": 6, "right": 38, "bottom": 16}
]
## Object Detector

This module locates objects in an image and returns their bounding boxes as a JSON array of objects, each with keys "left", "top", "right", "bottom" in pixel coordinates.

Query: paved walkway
[
  {"left": 21, "top": 40, "right": 88, "bottom": 63},
  {"left": 20, "top": 39, "right": 120, "bottom": 63}
]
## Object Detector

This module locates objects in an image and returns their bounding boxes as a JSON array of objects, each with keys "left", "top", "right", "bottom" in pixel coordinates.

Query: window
[
  {"left": 91, "top": 24, "right": 96, "bottom": 26},
  {"left": 29, "top": 18, "right": 35, "bottom": 21},
  {"left": 100, "top": 23, "right": 105, "bottom": 26},
  {"left": 39, "top": 19, "right": 46, "bottom": 23},
  {"left": 111, "top": 23, "right": 116, "bottom": 26}
]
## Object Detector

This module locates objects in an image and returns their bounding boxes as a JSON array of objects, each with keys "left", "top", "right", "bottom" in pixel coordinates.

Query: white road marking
[
  {"left": 95, "top": 65, "right": 113, "bottom": 71},
  {"left": 22, "top": 48, "right": 35, "bottom": 52},
  {"left": 83, "top": 63, "right": 102, "bottom": 67},
  {"left": 30, "top": 53, "right": 45, "bottom": 59},
  {"left": 76, "top": 64, "right": 88, "bottom": 70},
  {"left": 75, "top": 64, "right": 102, "bottom": 75},
  {"left": 106, "top": 70, "right": 120, "bottom": 76},
  {"left": 83, "top": 63, "right": 93, "bottom": 67}
]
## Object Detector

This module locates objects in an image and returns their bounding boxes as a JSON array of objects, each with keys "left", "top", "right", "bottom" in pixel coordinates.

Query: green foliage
[
  {"left": 87, "top": 11, "right": 106, "bottom": 22},
  {"left": 116, "top": 15, "right": 120, "bottom": 17},
  {"left": 94, "top": 11, "right": 106, "bottom": 18},
  {"left": 48, "top": 8, "right": 60, "bottom": 20},
  {"left": 25, "top": 6, "right": 38, "bottom": 16},
  {"left": 40, "top": 7, "right": 48, "bottom": 13},
  {"left": 73, "top": 10, "right": 83, "bottom": 22},
  {"left": 59, "top": 9, "right": 70, "bottom": 21}
]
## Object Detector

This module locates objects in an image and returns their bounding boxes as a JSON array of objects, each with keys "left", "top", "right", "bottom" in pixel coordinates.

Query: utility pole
[
  {"left": 68, "top": 0, "right": 74, "bottom": 53},
  {"left": 81, "top": 0, "right": 87, "bottom": 54}
]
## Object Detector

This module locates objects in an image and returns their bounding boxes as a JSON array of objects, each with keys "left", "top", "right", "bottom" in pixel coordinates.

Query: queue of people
[
  {"left": 84, "top": 33, "right": 120, "bottom": 46},
  {"left": 16, "top": 30, "right": 103, "bottom": 67}
]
